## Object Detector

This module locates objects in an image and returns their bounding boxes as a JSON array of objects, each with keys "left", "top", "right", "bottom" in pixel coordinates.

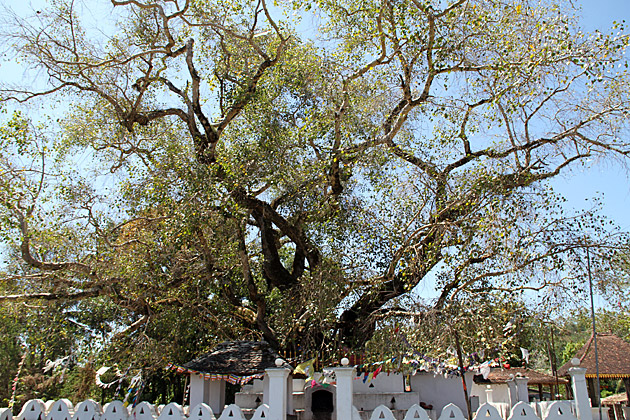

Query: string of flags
[
  {"left": 165, "top": 363, "right": 265, "bottom": 385},
  {"left": 349, "top": 355, "right": 504, "bottom": 383},
  {"left": 9, "top": 347, "right": 27, "bottom": 410},
  {"left": 43, "top": 356, "right": 71, "bottom": 374},
  {"left": 95, "top": 366, "right": 124, "bottom": 388},
  {"left": 165, "top": 321, "right": 530, "bottom": 391},
  {"left": 293, "top": 359, "right": 336, "bottom": 389},
  {"left": 122, "top": 373, "right": 144, "bottom": 408},
  {"left": 114, "top": 365, "right": 132, "bottom": 399}
]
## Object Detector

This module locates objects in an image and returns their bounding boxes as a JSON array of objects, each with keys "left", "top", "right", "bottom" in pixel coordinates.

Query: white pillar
[
  {"left": 266, "top": 361, "right": 290, "bottom": 420},
  {"left": 189, "top": 374, "right": 208, "bottom": 409},
  {"left": 485, "top": 385, "right": 494, "bottom": 403},
  {"left": 207, "top": 379, "right": 226, "bottom": 415},
  {"left": 333, "top": 358, "right": 355, "bottom": 420},
  {"left": 570, "top": 366, "right": 593, "bottom": 420},
  {"left": 263, "top": 375, "right": 270, "bottom": 405},
  {"left": 506, "top": 377, "right": 518, "bottom": 407},
  {"left": 515, "top": 376, "right": 529, "bottom": 403},
  {"left": 286, "top": 374, "right": 294, "bottom": 415}
]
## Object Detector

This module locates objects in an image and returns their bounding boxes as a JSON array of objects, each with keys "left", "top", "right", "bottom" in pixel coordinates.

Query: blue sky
[
  {"left": 1, "top": 0, "right": 629, "bottom": 274},
  {"left": 553, "top": 0, "right": 630, "bottom": 231}
]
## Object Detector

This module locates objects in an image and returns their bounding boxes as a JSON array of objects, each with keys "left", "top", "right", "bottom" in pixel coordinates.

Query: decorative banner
[
  {"left": 43, "top": 356, "right": 70, "bottom": 373},
  {"left": 521, "top": 348, "right": 530, "bottom": 365},
  {"left": 96, "top": 366, "right": 124, "bottom": 388},
  {"left": 123, "top": 373, "right": 143, "bottom": 408},
  {"left": 9, "top": 347, "right": 27, "bottom": 410},
  {"left": 346, "top": 327, "right": 507, "bottom": 379},
  {"left": 480, "top": 362, "right": 491, "bottom": 379},
  {"left": 114, "top": 365, "right": 132, "bottom": 399},
  {"left": 182, "top": 376, "right": 190, "bottom": 406},
  {"left": 165, "top": 363, "right": 265, "bottom": 385},
  {"left": 293, "top": 358, "right": 316, "bottom": 382}
]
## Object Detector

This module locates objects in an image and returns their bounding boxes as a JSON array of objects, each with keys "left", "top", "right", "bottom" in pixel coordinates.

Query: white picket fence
[
  {"left": 0, "top": 400, "right": 269, "bottom": 420},
  {"left": 0, "top": 399, "right": 578, "bottom": 420}
]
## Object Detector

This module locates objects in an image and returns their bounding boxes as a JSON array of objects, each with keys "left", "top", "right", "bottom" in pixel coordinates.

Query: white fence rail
[
  {"left": 0, "top": 399, "right": 578, "bottom": 420},
  {"left": 0, "top": 365, "right": 592, "bottom": 420},
  {"left": 1, "top": 400, "right": 273, "bottom": 420}
]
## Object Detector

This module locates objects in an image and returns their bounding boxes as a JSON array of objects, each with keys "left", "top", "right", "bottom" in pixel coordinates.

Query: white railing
[
  {"left": 0, "top": 399, "right": 579, "bottom": 420},
  {"left": 0, "top": 400, "right": 271, "bottom": 420},
  {"left": 0, "top": 364, "right": 592, "bottom": 420}
]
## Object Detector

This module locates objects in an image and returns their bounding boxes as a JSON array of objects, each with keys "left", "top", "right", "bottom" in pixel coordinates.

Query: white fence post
[
  {"left": 73, "top": 400, "right": 102, "bottom": 420},
  {"left": 438, "top": 404, "right": 466, "bottom": 420},
  {"left": 507, "top": 377, "right": 518, "bottom": 407},
  {"left": 515, "top": 377, "right": 529, "bottom": 403},
  {"left": 0, "top": 408, "right": 13, "bottom": 420},
  {"left": 333, "top": 358, "right": 355, "bottom": 420},
  {"left": 130, "top": 402, "right": 157, "bottom": 420},
  {"left": 370, "top": 406, "right": 396, "bottom": 420},
  {"left": 265, "top": 359, "right": 290, "bottom": 420},
  {"left": 188, "top": 403, "right": 215, "bottom": 420},
  {"left": 569, "top": 365, "right": 593, "bottom": 420},
  {"left": 544, "top": 401, "right": 577, "bottom": 420},
  {"left": 16, "top": 399, "right": 46, "bottom": 420},
  {"left": 475, "top": 403, "right": 504, "bottom": 420},
  {"left": 250, "top": 405, "right": 270, "bottom": 420},
  {"left": 101, "top": 402, "right": 128, "bottom": 420},
  {"left": 216, "top": 405, "right": 245, "bottom": 420},
  {"left": 156, "top": 403, "right": 184, "bottom": 420},
  {"left": 46, "top": 400, "right": 74, "bottom": 420},
  {"left": 508, "top": 401, "right": 540, "bottom": 420},
  {"left": 403, "top": 405, "right": 430, "bottom": 420},
  {"left": 486, "top": 386, "right": 495, "bottom": 404}
]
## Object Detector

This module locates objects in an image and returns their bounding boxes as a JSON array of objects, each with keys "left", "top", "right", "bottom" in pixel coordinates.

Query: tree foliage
[{"left": 1, "top": 0, "right": 629, "bottom": 379}]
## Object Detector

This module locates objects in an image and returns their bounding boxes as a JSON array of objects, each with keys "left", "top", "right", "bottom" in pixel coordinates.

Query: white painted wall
[
  {"left": 410, "top": 372, "right": 475, "bottom": 416},
  {"left": 3, "top": 362, "right": 593, "bottom": 420},
  {"left": 353, "top": 372, "right": 404, "bottom": 393},
  {"left": 471, "top": 383, "right": 510, "bottom": 405}
]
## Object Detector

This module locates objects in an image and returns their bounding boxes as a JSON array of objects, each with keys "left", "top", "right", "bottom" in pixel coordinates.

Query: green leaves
[{"left": 1, "top": 0, "right": 629, "bottom": 382}]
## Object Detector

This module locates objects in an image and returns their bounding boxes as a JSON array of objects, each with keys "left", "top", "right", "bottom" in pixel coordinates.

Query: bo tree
[{"left": 1, "top": 0, "right": 629, "bottom": 364}]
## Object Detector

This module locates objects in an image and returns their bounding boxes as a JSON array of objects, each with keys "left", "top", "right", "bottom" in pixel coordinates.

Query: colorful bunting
[
  {"left": 9, "top": 347, "right": 27, "bottom": 410},
  {"left": 293, "top": 358, "right": 316, "bottom": 382},
  {"left": 165, "top": 363, "right": 265, "bottom": 385}
]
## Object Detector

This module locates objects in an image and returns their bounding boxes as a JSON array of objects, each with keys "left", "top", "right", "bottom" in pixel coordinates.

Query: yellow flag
[{"left": 294, "top": 358, "right": 316, "bottom": 380}]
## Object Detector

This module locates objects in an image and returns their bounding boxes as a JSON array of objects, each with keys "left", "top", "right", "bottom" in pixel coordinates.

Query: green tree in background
[{"left": 0, "top": 0, "right": 629, "bottom": 396}]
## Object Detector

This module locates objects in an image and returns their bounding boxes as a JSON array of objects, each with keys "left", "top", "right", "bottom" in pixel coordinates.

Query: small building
[
  {"left": 236, "top": 367, "right": 474, "bottom": 420},
  {"left": 171, "top": 341, "right": 292, "bottom": 415},
  {"left": 472, "top": 367, "right": 569, "bottom": 404},
  {"left": 601, "top": 393, "right": 629, "bottom": 420},
  {"left": 174, "top": 341, "right": 478, "bottom": 419},
  {"left": 558, "top": 333, "right": 630, "bottom": 408}
]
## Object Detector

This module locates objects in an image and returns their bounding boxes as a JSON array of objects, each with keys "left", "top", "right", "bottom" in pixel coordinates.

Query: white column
[
  {"left": 207, "top": 379, "right": 226, "bottom": 415},
  {"left": 506, "top": 377, "right": 518, "bottom": 407},
  {"left": 485, "top": 385, "right": 494, "bottom": 403},
  {"left": 515, "top": 376, "right": 529, "bottom": 403},
  {"left": 286, "top": 374, "right": 294, "bottom": 415},
  {"left": 333, "top": 358, "right": 355, "bottom": 420},
  {"left": 263, "top": 375, "right": 270, "bottom": 405},
  {"left": 569, "top": 366, "right": 593, "bottom": 420},
  {"left": 266, "top": 360, "right": 290, "bottom": 420},
  {"left": 189, "top": 374, "right": 208, "bottom": 409}
]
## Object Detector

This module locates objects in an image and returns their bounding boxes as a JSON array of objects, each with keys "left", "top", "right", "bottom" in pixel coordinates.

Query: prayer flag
[{"left": 294, "top": 358, "right": 316, "bottom": 381}]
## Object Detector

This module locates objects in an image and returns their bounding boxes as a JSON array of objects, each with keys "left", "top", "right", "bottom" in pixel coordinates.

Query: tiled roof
[
  {"left": 182, "top": 341, "right": 291, "bottom": 375},
  {"left": 473, "top": 367, "right": 568, "bottom": 385},
  {"left": 602, "top": 393, "right": 627, "bottom": 405},
  {"left": 558, "top": 333, "right": 630, "bottom": 378}
]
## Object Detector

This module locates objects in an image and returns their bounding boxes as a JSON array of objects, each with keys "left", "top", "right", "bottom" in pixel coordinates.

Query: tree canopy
[{"left": 1, "top": 0, "right": 629, "bottom": 382}]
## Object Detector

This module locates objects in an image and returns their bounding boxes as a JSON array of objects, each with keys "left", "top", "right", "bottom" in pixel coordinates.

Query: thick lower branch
[{"left": 0, "top": 287, "right": 103, "bottom": 302}]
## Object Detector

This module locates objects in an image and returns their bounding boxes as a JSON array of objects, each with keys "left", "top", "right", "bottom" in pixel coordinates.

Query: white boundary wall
[
  {"left": 1, "top": 365, "right": 593, "bottom": 420},
  {"left": 2, "top": 399, "right": 582, "bottom": 420}
]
